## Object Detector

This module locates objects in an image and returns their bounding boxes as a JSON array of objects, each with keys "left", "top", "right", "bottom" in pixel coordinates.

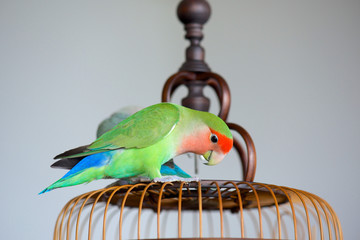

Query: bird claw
[
  {"left": 152, "top": 176, "right": 200, "bottom": 183},
  {"left": 106, "top": 176, "right": 151, "bottom": 187}
]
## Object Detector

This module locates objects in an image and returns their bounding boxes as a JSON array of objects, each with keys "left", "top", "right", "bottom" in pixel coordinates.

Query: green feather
[
  {"left": 88, "top": 103, "right": 179, "bottom": 150},
  {"left": 90, "top": 103, "right": 179, "bottom": 150},
  {"left": 57, "top": 103, "right": 180, "bottom": 159}
]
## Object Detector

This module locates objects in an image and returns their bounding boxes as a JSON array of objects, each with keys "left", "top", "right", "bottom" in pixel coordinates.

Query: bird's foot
[
  {"left": 107, "top": 177, "right": 151, "bottom": 187},
  {"left": 152, "top": 176, "right": 200, "bottom": 183}
]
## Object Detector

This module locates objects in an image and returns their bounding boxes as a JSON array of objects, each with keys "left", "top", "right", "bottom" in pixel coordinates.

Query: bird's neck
[{"left": 176, "top": 125, "right": 210, "bottom": 155}]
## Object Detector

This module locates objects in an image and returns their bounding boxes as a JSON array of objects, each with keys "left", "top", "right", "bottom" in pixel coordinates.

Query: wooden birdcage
[
  {"left": 52, "top": 1, "right": 343, "bottom": 239},
  {"left": 54, "top": 180, "right": 342, "bottom": 239}
]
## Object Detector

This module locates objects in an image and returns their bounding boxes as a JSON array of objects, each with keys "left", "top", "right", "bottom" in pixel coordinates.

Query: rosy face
[
  {"left": 201, "top": 128, "right": 233, "bottom": 165},
  {"left": 178, "top": 127, "right": 233, "bottom": 166}
]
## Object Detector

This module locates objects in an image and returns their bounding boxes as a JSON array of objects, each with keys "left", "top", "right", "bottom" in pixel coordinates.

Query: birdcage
[
  {"left": 52, "top": 1, "right": 343, "bottom": 239},
  {"left": 54, "top": 180, "right": 342, "bottom": 239}
]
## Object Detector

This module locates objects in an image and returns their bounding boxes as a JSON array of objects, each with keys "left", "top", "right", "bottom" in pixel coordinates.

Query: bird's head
[
  {"left": 200, "top": 127, "right": 233, "bottom": 166},
  {"left": 191, "top": 111, "right": 233, "bottom": 166},
  {"left": 177, "top": 109, "right": 233, "bottom": 166}
]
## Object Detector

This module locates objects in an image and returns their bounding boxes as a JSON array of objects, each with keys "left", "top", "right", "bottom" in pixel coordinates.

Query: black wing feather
[
  {"left": 51, "top": 158, "right": 83, "bottom": 169},
  {"left": 54, "top": 145, "right": 90, "bottom": 159}
]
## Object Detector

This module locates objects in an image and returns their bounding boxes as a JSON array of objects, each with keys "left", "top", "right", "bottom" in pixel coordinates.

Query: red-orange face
[
  {"left": 201, "top": 128, "right": 233, "bottom": 165},
  {"left": 209, "top": 128, "right": 233, "bottom": 154},
  {"left": 177, "top": 127, "right": 233, "bottom": 166}
]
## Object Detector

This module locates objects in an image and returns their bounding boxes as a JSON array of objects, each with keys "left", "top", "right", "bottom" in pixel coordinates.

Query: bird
[
  {"left": 40, "top": 102, "right": 233, "bottom": 194},
  {"left": 51, "top": 105, "right": 192, "bottom": 179}
]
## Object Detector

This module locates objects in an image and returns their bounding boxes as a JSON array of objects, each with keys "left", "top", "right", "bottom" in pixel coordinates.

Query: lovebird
[
  {"left": 40, "top": 103, "right": 233, "bottom": 193},
  {"left": 51, "top": 105, "right": 192, "bottom": 179}
]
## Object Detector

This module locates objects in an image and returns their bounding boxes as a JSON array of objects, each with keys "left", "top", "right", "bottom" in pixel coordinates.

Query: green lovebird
[
  {"left": 40, "top": 103, "right": 233, "bottom": 194},
  {"left": 51, "top": 105, "right": 192, "bottom": 179}
]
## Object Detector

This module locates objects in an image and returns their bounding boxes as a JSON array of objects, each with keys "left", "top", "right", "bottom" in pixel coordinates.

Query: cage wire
[{"left": 54, "top": 180, "right": 342, "bottom": 240}]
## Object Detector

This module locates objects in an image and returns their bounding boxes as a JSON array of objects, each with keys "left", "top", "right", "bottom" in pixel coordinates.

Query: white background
[{"left": 1, "top": 0, "right": 359, "bottom": 239}]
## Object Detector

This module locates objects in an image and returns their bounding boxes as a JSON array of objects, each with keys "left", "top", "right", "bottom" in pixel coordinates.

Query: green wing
[{"left": 88, "top": 103, "right": 179, "bottom": 150}]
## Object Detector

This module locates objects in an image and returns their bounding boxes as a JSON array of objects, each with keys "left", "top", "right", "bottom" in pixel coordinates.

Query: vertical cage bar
[
  {"left": 270, "top": 185, "right": 298, "bottom": 240},
  {"left": 177, "top": 182, "right": 185, "bottom": 238},
  {"left": 197, "top": 181, "right": 203, "bottom": 238},
  {"left": 240, "top": 182, "right": 263, "bottom": 238},
  {"left": 88, "top": 187, "right": 120, "bottom": 240},
  {"left": 157, "top": 182, "right": 173, "bottom": 239},
  {"left": 55, "top": 198, "right": 75, "bottom": 240},
  {"left": 254, "top": 183, "right": 282, "bottom": 239},
  {"left": 118, "top": 184, "right": 145, "bottom": 240},
  {"left": 298, "top": 190, "right": 325, "bottom": 240},
  {"left": 226, "top": 181, "right": 245, "bottom": 238},
  {"left": 137, "top": 182, "right": 157, "bottom": 240},
  {"left": 104, "top": 185, "right": 133, "bottom": 240},
  {"left": 302, "top": 191, "right": 333, "bottom": 240},
  {"left": 67, "top": 193, "right": 93, "bottom": 240},
  {"left": 59, "top": 197, "right": 80, "bottom": 240},
  {"left": 283, "top": 187, "right": 312, "bottom": 240},
  {"left": 75, "top": 189, "right": 104, "bottom": 240},
  {"left": 212, "top": 181, "right": 224, "bottom": 237}
]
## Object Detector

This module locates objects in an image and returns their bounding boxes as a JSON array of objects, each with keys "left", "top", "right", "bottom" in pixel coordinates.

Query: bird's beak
[{"left": 201, "top": 150, "right": 224, "bottom": 166}]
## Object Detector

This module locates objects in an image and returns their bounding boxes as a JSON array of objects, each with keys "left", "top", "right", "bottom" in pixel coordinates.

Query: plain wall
[{"left": 1, "top": 0, "right": 359, "bottom": 239}]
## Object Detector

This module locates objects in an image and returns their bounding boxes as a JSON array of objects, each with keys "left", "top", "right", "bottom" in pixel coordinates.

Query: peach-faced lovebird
[
  {"left": 51, "top": 105, "right": 192, "bottom": 179},
  {"left": 40, "top": 103, "right": 233, "bottom": 193}
]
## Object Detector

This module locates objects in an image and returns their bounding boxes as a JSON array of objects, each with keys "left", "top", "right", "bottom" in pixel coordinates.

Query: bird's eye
[{"left": 210, "top": 134, "right": 218, "bottom": 143}]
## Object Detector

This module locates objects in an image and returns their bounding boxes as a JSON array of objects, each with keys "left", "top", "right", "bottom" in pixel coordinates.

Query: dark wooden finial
[
  {"left": 177, "top": 0, "right": 211, "bottom": 72},
  {"left": 181, "top": 80, "right": 210, "bottom": 112},
  {"left": 162, "top": 0, "right": 257, "bottom": 180}
]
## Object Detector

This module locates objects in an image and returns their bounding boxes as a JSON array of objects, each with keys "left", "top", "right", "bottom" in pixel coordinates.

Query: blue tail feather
[
  {"left": 61, "top": 151, "right": 113, "bottom": 179},
  {"left": 39, "top": 151, "right": 114, "bottom": 194}
]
